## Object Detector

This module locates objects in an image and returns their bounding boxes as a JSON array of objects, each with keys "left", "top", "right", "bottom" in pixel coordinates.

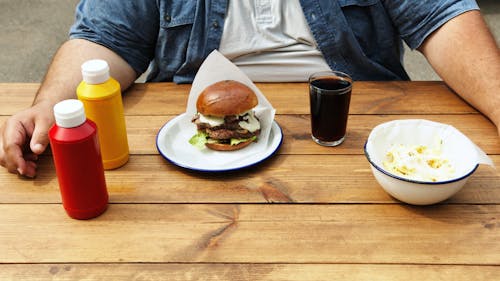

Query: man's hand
[
  {"left": 0, "top": 101, "right": 54, "bottom": 178},
  {"left": 0, "top": 39, "right": 137, "bottom": 178}
]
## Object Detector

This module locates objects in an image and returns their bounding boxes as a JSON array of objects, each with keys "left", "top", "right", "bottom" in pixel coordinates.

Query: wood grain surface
[{"left": 0, "top": 82, "right": 498, "bottom": 280}]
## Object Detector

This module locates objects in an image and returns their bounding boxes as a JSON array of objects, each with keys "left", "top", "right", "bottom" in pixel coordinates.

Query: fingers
[
  {"left": 1, "top": 117, "right": 39, "bottom": 178},
  {"left": 19, "top": 148, "right": 39, "bottom": 178},
  {"left": 1, "top": 100, "right": 56, "bottom": 178},
  {"left": 30, "top": 116, "right": 52, "bottom": 155},
  {"left": 0, "top": 134, "right": 8, "bottom": 168},
  {"left": 19, "top": 154, "right": 38, "bottom": 178},
  {"left": 1, "top": 119, "right": 35, "bottom": 178}
]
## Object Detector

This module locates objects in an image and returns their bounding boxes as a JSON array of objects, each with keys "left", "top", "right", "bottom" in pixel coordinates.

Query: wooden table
[{"left": 0, "top": 82, "right": 499, "bottom": 280}]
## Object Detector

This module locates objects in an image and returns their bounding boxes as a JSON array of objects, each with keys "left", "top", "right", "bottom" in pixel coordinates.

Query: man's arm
[
  {"left": 0, "top": 39, "right": 136, "bottom": 177},
  {"left": 34, "top": 39, "right": 137, "bottom": 107},
  {"left": 419, "top": 10, "right": 500, "bottom": 135}
]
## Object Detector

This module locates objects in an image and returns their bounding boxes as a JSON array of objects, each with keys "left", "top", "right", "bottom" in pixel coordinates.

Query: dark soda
[{"left": 309, "top": 75, "right": 352, "bottom": 146}]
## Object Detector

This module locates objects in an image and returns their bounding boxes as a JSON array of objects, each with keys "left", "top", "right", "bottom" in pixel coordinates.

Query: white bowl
[{"left": 364, "top": 119, "right": 491, "bottom": 205}]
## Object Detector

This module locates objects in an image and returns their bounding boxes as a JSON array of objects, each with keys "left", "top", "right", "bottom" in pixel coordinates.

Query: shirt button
[
  {"left": 212, "top": 21, "right": 219, "bottom": 28},
  {"left": 164, "top": 14, "right": 171, "bottom": 22}
]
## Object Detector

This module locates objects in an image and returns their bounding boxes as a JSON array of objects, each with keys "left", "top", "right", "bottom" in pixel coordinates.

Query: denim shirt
[{"left": 69, "top": 0, "right": 478, "bottom": 83}]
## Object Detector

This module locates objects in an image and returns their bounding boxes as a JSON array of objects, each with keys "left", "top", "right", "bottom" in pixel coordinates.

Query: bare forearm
[
  {"left": 0, "top": 39, "right": 136, "bottom": 177},
  {"left": 420, "top": 10, "right": 500, "bottom": 130},
  {"left": 34, "top": 38, "right": 137, "bottom": 106}
]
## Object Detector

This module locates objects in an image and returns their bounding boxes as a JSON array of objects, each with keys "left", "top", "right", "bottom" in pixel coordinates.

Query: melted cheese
[
  {"left": 239, "top": 111, "right": 260, "bottom": 132},
  {"left": 199, "top": 114, "right": 225, "bottom": 127},
  {"left": 198, "top": 111, "right": 260, "bottom": 132}
]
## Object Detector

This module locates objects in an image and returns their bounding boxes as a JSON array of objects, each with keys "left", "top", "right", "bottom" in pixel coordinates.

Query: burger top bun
[{"left": 196, "top": 80, "right": 258, "bottom": 117}]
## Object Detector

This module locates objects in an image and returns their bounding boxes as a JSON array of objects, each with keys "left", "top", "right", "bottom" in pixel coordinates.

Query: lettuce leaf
[
  {"left": 230, "top": 136, "right": 257, "bottom": 145},
  {"left": 189, "top": 133, "right": 257, "bottom": 149},
  {"left": 188, "top": 132, "right": 208, "bottom": 149}
]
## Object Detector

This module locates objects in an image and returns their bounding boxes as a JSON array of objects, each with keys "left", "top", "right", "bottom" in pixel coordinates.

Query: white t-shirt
[{"left": 218, "top": 0, "right": 332, "bottom": 82}]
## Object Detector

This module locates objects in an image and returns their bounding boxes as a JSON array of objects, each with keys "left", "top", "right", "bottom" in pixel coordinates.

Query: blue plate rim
[{"left": 156, "top": 116, "right": 283, "bottom": 172}]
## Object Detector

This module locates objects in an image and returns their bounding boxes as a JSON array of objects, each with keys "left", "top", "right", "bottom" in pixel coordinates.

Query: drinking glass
[{"left": 309, "top": 71, "right": 353, "bottom": 146}]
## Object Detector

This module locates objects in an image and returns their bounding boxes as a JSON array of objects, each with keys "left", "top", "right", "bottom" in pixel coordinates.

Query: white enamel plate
[{"left": 156, "top": 113, "right": 283, "bottom": 172}]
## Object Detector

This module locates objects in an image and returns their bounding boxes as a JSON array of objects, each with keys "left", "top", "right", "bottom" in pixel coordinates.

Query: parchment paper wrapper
[
  {"left": 365, "top": 119, "right": 494, "bottom": 179},
  {"left": 173, "top": 50, "right": 276, "bottom": 168}
]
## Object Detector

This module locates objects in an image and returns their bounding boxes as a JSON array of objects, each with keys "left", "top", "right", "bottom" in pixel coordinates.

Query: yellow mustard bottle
[{"left": 77, "top": 59, "right": 129, "bottom": 169}]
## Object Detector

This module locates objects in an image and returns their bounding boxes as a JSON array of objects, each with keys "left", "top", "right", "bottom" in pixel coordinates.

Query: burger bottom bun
[{"left": 205, "top": 139, "right": 254, "bottom": 151}]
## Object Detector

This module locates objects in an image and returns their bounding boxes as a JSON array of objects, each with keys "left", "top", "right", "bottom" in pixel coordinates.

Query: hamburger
[{"left": 189, "top": 80, "right": 261, "bottom": 151}]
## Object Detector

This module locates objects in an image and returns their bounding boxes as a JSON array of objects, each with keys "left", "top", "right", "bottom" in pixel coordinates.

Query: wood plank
[
  {"left": 350, "top": 81, "right": 475, "bottom": 115},
  {"left": 0, "top": 263, "right": 498, "bottom": 281},
  {"left": 0, "top": 83, "right": 38, "bottom": 114},
  {"left": 1, "top": 155, "right": 498, "bottom": 204},
  {"left": 0, "top": 82, "right": 478, "bottom": 116},
  {"left": 2, "top": 114, "right": 496, "bottom": 156},
  {"left": 0, "top": 204, "right": 498, "bottom": 264},
  {"left": 272, "top": 114, "right": 499, "bottom": 155},
  {"left": 108, "top": 113, "right": 500, "bottom": 155},
  {"left": 122, "top": 82, "right": 191, "bottom": 116},
  {"left": 124, "top": 81, "right": 479, "bottom": 115}
]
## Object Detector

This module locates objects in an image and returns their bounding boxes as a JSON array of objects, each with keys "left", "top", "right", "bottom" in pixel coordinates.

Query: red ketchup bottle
[{"left": 48, "top": 99, "right": 108, "bottom": 219}]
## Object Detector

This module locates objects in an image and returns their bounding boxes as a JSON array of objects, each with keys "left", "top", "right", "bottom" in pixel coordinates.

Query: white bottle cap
[
  {"left": 53, "top": 99, "right": 86, "bottom": 128},
  {"left": 81, "top": 59, "right": 110, "bottom": 84}
]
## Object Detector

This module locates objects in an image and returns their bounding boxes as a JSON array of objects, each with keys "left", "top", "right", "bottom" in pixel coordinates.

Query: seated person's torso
[{"left": 218, "top": 0, "right": 332, "bottom": 82}]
